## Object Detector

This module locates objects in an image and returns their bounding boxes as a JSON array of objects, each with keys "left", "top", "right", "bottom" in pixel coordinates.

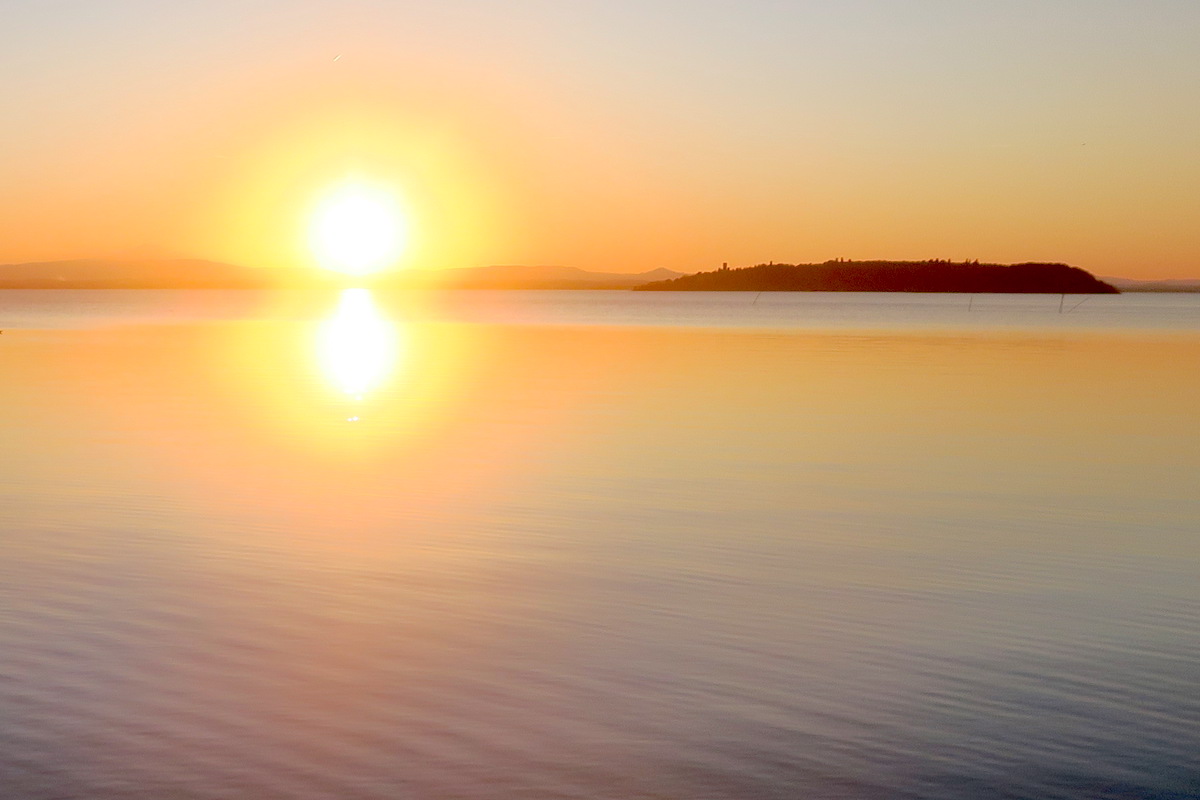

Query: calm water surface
[{"left": 0, "top": 291, "right": 1197, "bottom": 799}]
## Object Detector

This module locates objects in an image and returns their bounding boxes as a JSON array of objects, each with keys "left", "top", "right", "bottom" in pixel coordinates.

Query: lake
[{"left": 1, "top": 290, "right": 1197, "bottom": 799}]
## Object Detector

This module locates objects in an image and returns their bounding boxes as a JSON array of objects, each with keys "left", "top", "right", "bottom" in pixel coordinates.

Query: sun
[{"left": 309, "top": 181, "right": 407, "bottom": 275}]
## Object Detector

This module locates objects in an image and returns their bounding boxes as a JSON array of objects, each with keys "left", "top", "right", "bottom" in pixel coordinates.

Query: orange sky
[{"left": 3, "top": 1, "right": 1199, "bottom": 278}]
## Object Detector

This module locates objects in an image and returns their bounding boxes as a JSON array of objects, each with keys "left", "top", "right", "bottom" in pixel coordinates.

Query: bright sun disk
[{"left": 310, "top": 182, "right": 406, "bottom": 275}]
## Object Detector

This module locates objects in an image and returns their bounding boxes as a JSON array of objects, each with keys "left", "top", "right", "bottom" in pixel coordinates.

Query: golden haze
[{"left": 3, "top": 4, "right": 1199, "bottom": 277}]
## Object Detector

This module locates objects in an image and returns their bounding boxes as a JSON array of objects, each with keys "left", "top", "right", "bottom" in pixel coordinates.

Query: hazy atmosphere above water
[{"left": 4, "top": 0, "right": 1200, "bottom": 277}]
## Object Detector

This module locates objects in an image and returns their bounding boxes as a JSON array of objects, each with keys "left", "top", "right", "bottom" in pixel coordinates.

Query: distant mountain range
[
  {"left": 400, "top": 265, "right": 683, "bottom": 290},
  {"left": 0, "top": 259, "right": 294, "bottom": 289},
  {"left": 638, "top": 260, "right": 1120, "bottom": 294},
  {"left": 0, "top": 260, "right": 684, "bottom": 290}
]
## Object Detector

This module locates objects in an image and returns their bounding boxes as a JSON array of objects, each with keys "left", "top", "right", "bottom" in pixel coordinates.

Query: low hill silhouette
[
  {"left": 395, "top": 265, "right": 683, "bottom": 289},
  {"left": 0, "top": 260, "right": 685, "bottom": 290},
  {"left": 0, "top": 259, "right": 312, "bottom": 289},
  {"left": 636, "top": 260, "right": 1119, "bottom": 294}
]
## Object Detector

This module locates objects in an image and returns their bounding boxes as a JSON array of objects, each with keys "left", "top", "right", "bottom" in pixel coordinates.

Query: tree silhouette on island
[{"left": 635, "top": 260, "right": 1119, "bottom": 294}]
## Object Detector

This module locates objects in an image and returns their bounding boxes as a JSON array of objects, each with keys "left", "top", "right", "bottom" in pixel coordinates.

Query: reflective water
[{"left": 0, "top": 291, "right": 1197, "bottom": 799}]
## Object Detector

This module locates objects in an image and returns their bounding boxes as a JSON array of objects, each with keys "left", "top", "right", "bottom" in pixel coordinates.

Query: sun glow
[{"left": 310, "top": 181, "right": 407, "bottom": 275}]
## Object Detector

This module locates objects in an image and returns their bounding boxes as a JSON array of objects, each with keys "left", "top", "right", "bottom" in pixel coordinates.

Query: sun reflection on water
[{"left": 316, "top": 288, "right": 400, "bottom": 407}]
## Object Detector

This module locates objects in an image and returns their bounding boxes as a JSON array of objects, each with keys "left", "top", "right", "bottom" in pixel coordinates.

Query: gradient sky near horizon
[{"left": 4, "top": 0, "right": 1199, "bottom": 278}]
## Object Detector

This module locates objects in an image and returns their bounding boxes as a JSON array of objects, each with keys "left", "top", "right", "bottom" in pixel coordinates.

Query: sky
[{"left": 3, "top": 0, "right": 1199, "bottom": 278}]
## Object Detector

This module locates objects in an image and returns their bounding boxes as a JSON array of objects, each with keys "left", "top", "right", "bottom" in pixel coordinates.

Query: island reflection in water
[{"left": 0, "top": 291, "right": 1197, "bottom": 800}]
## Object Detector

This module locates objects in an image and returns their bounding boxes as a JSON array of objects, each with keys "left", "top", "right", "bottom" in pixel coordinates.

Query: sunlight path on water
[{"left": 316, "top": 288, "right": 400, "bottom": 403}]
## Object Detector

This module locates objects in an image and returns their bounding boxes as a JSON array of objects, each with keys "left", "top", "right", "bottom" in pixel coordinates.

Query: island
[{"left": 635, "top": 260, "right": 1119, "bottom": 294}]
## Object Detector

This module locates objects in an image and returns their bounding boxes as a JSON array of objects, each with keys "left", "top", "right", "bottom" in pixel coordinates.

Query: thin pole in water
[
  {"left": 1059, "top": 294, "right": 1066, "bottom": 313},
  {"left": 752, "top": 292, "right": 762, "bottom": 306}
]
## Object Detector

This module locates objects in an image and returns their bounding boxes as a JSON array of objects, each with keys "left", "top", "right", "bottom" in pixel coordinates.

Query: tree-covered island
[{"left": 635, "top": 260, "right": 1119, "bottom": 293}]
